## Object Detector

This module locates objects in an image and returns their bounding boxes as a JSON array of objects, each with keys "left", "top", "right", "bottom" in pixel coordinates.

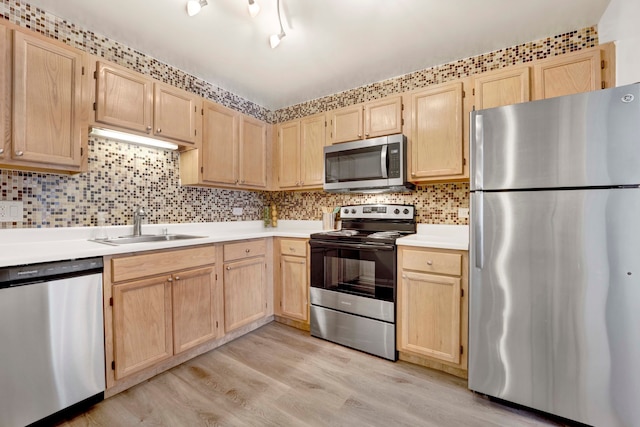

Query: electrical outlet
[
  {"left": 0, "top": 201, "right": 23, "bottom": 222},
  {"left": 457, "top": 208, "right": 469, "bottom": 219},
  {"left": 232, "top": 207, "right": 243, "bottom": 216}
]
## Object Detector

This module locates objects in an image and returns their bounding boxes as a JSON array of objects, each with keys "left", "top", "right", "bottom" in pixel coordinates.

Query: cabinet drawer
[
  {"left": 279, "top": 239, "right": 307, "bottom": 256},
  {"left": 401, "top": 249, "right": 462, "bottom": 276},
  {"left": 111, "top": 245, "right": 215, "bottom": 283},
  {"left": 224, "top": 239, "right": 266, "bottom": 261}
]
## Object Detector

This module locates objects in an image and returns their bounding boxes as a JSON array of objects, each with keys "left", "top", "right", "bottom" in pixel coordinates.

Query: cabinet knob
[
  {"left": 427, "top": 260, "right": 433, "bottom": 265},
  {"left": 167, "top": 277, "right": 173, "bottom": 282},
  {"left": 174, "top": 276, "right": 180, "bottom": 281},
  {"left": 245, "top": 248, "right": 251, "bottom": 253},
  {"left": 0, "top": 148, "right": 4, "bottom": 154},
  {"left": 226, "top": 266, "right": 231, "bottom": 270},
  {"left": 289, "top": 247, "right": 295, "bottom": 251},
  {"left": 146, "top": 126, "right": 152, "bottom": 133},
  {"left": 358, "top": 134, "right": 362, "bottom": 138},
  {"left": 241, "top": 180, "right": 245, "bottom": 184},
  {"left": 15, "top": 151, "right": 23, "bottom": 156},
  {"left": 235, "top": 180, "right": 239, "bottom": 185},
  {"left": 365, "top": 133, "right": 369, "bottom": 137},
  {"left": 300, "top": 181, "right": 304, "bottom": 185},
  {"left": 156, "top": 128, "right": 162, "bottom": 133}
]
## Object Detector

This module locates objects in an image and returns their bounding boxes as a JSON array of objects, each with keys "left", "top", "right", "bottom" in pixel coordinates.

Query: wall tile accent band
[{"left": 0, "top": 1, "right": 599, "bottom": 229}]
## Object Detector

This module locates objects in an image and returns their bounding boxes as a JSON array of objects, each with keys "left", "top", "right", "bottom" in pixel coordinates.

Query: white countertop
[
  {"left": 1, "top": 221, "right": 468, "bottom": 267},
  {"left": 396, "top": 224, "right": 469, "bottom": 251},
  {"left": 0, "top": 220, "right": 322, "bottom": 267}
]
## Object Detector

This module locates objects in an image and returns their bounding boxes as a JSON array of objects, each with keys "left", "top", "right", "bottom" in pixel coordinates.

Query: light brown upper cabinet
[
  {"left": 328, "top": 96, "right": 402, "bottom": 144},
  {"left": 533, "top": 44, "right": 613, "bottom": 100},
  {"left": 0, "top": 24, "right": 9, "bottom": 162},
  {"left": 94, "top": 61, "right": 200, "bottom": 147},
  {"left": 277, "top": 113, "right": 326, "bottom": 190},
  {"left": 180, "top": 101, "right": 268, "bottom": 190},
  {"left": 407, "top": 82, "right": 465, "bottom": 181},
  {"left": 473, "top": 65, "right": 531, "bottom": 110},
  {"left": 1, "top": 24, "right": 88, "bottom": 174}
]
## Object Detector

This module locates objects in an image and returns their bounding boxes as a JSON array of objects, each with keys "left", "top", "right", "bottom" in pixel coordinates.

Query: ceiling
[{"left": 24, "top": 0, "right": 611, "bottom": 110}]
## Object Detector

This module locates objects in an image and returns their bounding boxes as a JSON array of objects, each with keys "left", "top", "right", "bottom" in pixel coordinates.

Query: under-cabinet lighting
[{"left": 89, "top": 127, "right": 179, "bottom": 151}]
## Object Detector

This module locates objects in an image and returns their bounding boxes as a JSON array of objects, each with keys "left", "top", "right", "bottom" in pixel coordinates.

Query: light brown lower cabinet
[
  {"left": 106, "top": 245, "right": 221, "bottom": 385},
  {"left": 274, "top": 238, "right": 309, "bottom": 329},
  {"left": 397, "top": 246, "right": 469, "bottom": 378},
  {"left": 223, "top": 239, "right": 268, "bottom": 333}
]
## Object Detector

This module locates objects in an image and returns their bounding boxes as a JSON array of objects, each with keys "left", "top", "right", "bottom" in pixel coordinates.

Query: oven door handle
[{"left": 310, "top": 241, "right": 395, "bottom": 251}]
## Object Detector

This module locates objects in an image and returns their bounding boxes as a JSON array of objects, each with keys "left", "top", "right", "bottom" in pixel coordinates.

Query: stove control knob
[
  {"left": 343, "top": 209, "right": 349, "bottom": 214},
  {"left": 394, "top": 209, "right": 400, "bottom": 214},
  {"left": 351, "top": 209, "right": 356, "bottom": 214},
  {"left": 403, "top": 208, "right": 410, "bottom": 215}
]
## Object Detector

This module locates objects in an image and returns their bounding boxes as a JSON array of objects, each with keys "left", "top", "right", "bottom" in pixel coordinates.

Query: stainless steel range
[{"left": 309, "top": 204, "right": 416, "bottom": 360}]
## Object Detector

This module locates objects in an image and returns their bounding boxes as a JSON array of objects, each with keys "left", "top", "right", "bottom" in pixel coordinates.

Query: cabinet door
[
  {"left": 0, "top": 24, "right": 8, "bottom": 161},
  {"left": 398, "top": 271, "right": 461, "bottom": 364},
  {"left": 224, "top": 257, "right": 266, "bottom": 332},
  {"left": 364, "top": 96, "right": 402, "bottom": 138},
  {"left": 300, "top": 113, "right": 326, "bottom": 188},
  {"left": 172, "top": 266, "right": 219, "bottom": 354},
  {"left": 12, "top": 31, "right": 82, "bottom": 167},
  {"left": 409, "top": 82, "right": 463, "bottom": 179},
  {"left": 153, "top": 83, "right": 198, "bottom": 145},
  {"left": 239, "top": 115, "right": 267, "bottom": 188},
  {"left": 201, "top": 101, "right": 238, "bottom": 185},
  {"left": 280, "top": 255, "right": 308, "bottom": 322},
  {"left": 533, "top": 49, "right": 602, "bottom": 100},
  {"left": 95, "top": 61, "right": 153, "bottom": 134},
  {"left": 112, "top": 276, "right": 173, "bottom": 379},
  {"left": 277, "top": 120, "right": 301, "bottom": 189},
  {"left": 474, "top": 66, "right": 531, "bottom": 110},
  {"left": 329, "top": 105, "right": 363, "bottom": 144}
]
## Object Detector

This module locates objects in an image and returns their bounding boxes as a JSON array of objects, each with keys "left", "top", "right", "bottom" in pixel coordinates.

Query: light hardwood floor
[{"left": 59, "top": 323, "right": 564, "bottom": 426}]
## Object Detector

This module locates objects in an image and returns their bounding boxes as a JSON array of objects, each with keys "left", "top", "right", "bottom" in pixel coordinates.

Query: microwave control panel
[{"left": 388, "top": 143, "right": 401, "bottom": 178}]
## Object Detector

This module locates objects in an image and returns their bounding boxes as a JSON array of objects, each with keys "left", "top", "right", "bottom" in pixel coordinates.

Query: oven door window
[{"left": 315, "top": 245, "right": 395, "bottom": 302}]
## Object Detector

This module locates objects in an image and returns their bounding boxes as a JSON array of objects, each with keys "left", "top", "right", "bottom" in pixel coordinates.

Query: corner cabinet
[
  {"left": 406, "top": 81, "right": 466, "bottom": 182},
  {"left": 328, "top": 96, "right": 402, "bottom": 144},
  {"left": 277, "top": 113, "right": 326, "bottom": 190},
  {"left": 180, "top": 101, "right": 268, "bottom": 190},
  {"left": 397, "top": 246, "right": 469, "bottom": 378},
  {"left": 274, "top": 238, "right": 309, "bottom": 330},
  {"left": 104, "top": 245, "right": 220, "bottom": 388},
  {"left": 223, "top": 239, "right": 268, "bottom": 333},
  {"left": 0, "top": 23, "right": 89, "bottom": 174},
  {"left": 94, "top": 61, "right": 200, "bottom": 147}
]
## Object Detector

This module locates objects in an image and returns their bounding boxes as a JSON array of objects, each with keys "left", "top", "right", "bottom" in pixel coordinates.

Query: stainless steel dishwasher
[{"left": 0, "top": 257, "right": 105, "bottom": 427}]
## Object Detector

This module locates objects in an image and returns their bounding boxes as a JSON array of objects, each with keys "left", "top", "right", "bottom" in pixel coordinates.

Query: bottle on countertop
[
  {"left": 95, "top": 212, "right": 108, "bottom": 240},
  {"left": 271, "top": 203, "right": 277, "bottom": 227}
]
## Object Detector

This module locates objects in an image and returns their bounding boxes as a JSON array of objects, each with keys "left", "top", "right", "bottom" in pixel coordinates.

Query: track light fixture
[
  {"left": 269, "top": 0, "right": 286, "bottom": 49},
  {"left": 186, "top": 0, "right": 208, "bottom": 17},
  {"left": 247, "top": 0, "right": 260, "bottom": 18}
]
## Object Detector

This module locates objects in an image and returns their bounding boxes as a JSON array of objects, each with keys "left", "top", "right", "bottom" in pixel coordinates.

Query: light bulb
[
  {"left": 186, "top": 0, "right": 201, "bottom": 16},
  {"left": 270, "top": 33, "right": 284, "bottom": 49},
  {"left": 248, "top": 0, "right": 260, "bottom": 17}
]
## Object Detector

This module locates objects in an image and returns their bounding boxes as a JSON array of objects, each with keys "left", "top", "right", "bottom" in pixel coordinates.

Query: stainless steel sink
[{"left": 90, "top": 234, "right": 206, "bottom": 246}]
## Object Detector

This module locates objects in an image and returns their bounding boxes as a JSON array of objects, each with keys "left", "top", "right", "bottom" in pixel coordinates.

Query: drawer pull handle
[{"left": 427, "top": 260, "right": 433, "bottom": 265}]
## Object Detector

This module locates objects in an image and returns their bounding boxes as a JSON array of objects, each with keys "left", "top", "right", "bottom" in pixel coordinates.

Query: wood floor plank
[{"left": 58, "top": 322, "right": 562, "bottom": 427}]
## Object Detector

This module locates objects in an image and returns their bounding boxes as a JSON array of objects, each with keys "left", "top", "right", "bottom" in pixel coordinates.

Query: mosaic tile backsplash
[{"left": 0, "top": 1, "right": 600, "bottom": 228}]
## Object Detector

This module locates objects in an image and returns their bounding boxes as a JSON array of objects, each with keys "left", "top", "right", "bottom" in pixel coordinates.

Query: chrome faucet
[{"left": 132, "top": 206, "right": 147, "bottom": 236}]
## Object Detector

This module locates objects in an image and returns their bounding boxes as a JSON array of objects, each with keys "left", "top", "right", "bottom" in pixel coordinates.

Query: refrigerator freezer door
[
  {"left": 469, "top": 188, "right": 640, "bottom": 427},
  {"left": 471, "top": 83, "right": 640, "bottom": 191}
]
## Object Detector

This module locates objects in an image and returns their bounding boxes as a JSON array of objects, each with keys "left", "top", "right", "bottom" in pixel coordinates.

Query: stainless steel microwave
[{"left": 323, "top": 134, "right": 414, "bottom": 193}]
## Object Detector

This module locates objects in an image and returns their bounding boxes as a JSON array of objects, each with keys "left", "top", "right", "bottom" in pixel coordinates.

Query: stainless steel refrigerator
[{"left": 469, "top": 83, "right": 640, "bottom": 427}]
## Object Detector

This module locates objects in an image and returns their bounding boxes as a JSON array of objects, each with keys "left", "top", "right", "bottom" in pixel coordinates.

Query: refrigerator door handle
[
  {"left": 472, "top": 112, "right": 483, "bottom": 191},
  {"left": 474, "top": 192, "right": 484, "bottom": 269}
]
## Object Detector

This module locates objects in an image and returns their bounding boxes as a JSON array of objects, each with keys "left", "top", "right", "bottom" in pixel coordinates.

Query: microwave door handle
[{"left": 380, "top": 145, "right": 388, "bottom": 179}]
